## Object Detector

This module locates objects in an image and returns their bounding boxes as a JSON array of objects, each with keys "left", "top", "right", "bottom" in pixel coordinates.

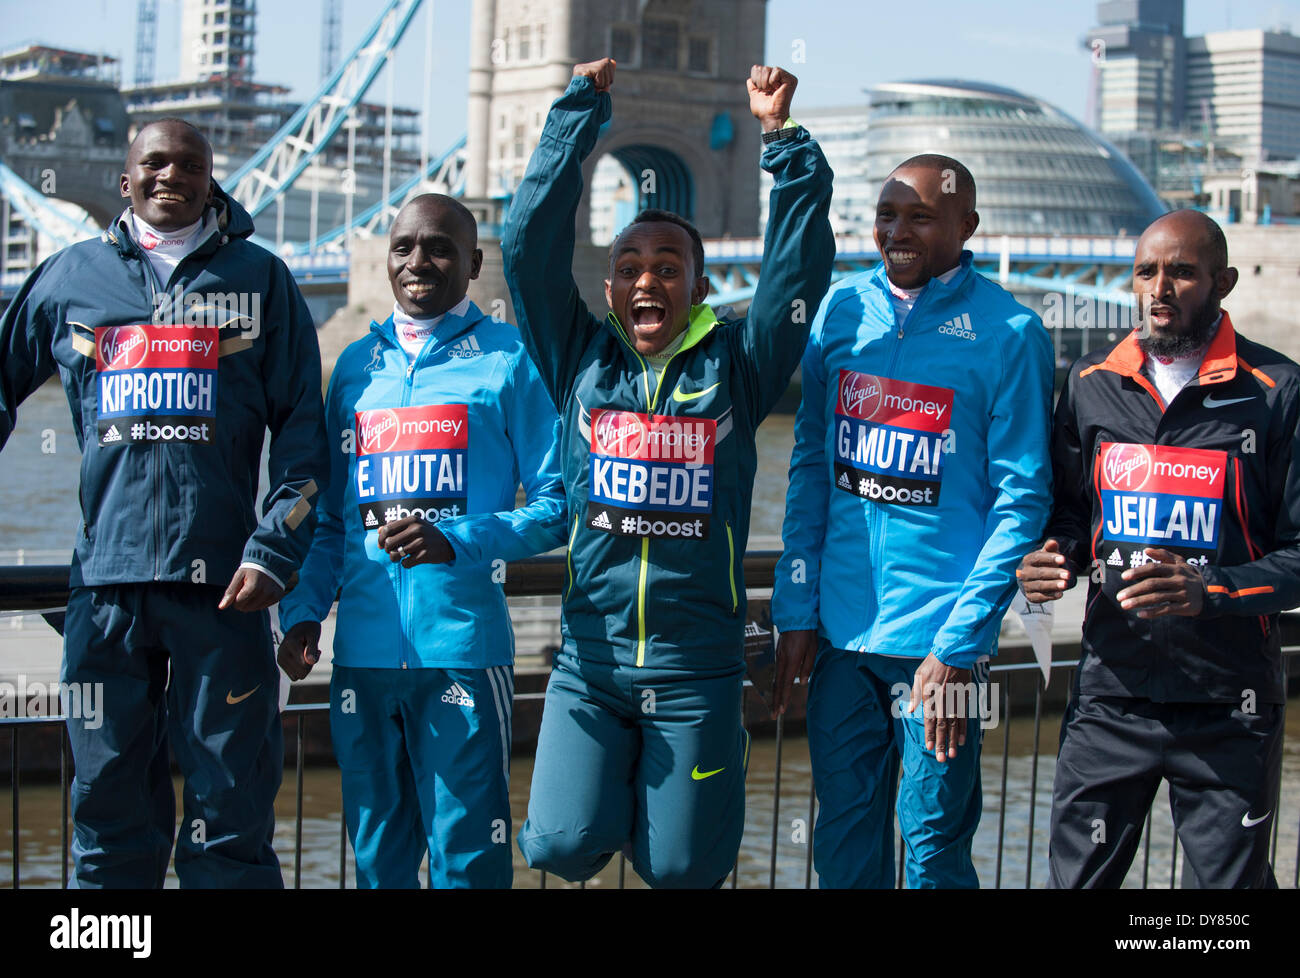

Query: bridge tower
[{"left": 464, "top": 0, "right": 768, "bottom": 240}]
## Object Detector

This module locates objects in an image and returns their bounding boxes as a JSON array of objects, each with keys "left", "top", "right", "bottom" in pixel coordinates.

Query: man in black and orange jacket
[{"left": 1020, "top": 210, "right": 1299, "bottom": 888}]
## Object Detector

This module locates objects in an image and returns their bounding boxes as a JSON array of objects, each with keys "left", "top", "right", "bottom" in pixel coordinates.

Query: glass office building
[{"left": 866, "top": 79, "right": 1166, "bottom": 237}]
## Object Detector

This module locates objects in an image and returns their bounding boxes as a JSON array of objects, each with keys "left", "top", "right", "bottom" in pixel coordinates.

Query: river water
[{"left": 3, "top": 382, "right": 1299, "bottom": 887}]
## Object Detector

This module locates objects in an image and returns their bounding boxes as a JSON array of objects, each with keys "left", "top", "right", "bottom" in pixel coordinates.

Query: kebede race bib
[
  {"left": 833, "top": 370, "right": 952, "bottom": 507},
  {"left": 95, "top": 323, "right": 218, "bottom": 445},
  {"left": 1096, "top": 441, "right": 1224, "bottom": 572},
  {"left": 355, "top": 405, "right": 468, "bottom": 528},
  {"left": 587, "top": 408, "right": 715, "bottom": 539}
]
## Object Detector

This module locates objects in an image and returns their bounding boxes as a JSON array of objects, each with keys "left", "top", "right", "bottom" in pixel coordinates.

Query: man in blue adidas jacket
[
  {"left": 277, "top": 194, "right": 565, "bottom": 888},
  {"left": 0, "top": 119, "right": 326, "bottom": 887},
  {"left": 503, "top": 58, "right": 834, "bottom": 888},
  {"left": 771, "top": 155, "right": 1053, "bottom": 888}
]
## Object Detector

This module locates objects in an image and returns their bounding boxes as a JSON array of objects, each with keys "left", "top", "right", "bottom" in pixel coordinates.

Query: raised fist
[
  {"left": 573, "top": 58, "right": 616, "bottom": 93},
  {"left": 747, "top": 65, "right": 797, "bottom": 131}
]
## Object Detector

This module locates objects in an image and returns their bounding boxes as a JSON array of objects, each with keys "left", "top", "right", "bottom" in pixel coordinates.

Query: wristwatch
[{"left": 761, "top": 117, "right": 800, "bottom": 143}]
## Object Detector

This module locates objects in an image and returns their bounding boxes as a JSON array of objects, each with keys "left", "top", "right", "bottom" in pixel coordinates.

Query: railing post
[
  {"left": 994, "top": 679, "right": 1011, "bottom": 889},
  {"left": 1025, "top": 675, "right": 1043, "bottom": 889},
  {"left": 769, "top": 713, "right": 783, "bottom": 889},
  {"left": 60, "top": 724, "right": 69, "bottom": 889},
  {"left": 294, "top": 713, "right": 304, "bottom": 890},
  {"left": 11, "top": 727, "right": 18, "bottom": 889}
]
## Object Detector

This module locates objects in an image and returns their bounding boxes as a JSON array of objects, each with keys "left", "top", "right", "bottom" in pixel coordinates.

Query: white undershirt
[
  {"left": 886, "top": 264, "right": 962, "bottom": 328},
  {"left": 645, "top": 327, "right": 689, "bottom": 387},
  {"left": 129, "top": 212, "right": 206, "bottom": 286},
  {"left": 392, "top": 296, "right": 470, "bottom": 360},
  {"left": 1142, "top": 313, "right": 1222, "bottom": 408}
]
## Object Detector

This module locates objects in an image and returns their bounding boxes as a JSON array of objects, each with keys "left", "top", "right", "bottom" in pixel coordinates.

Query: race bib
[
  {"left": 1096, "top": 442, "right": 1224, "bottom": 572},
  {"left": 355, "top": 405, "right": 468, "bottom": 528},
  {"left": 586, "top": 408, "right": 714, "bottom": 539},
  {"left": 95, "top": 323, "right": 217, "bottom": 445},
  {"left": 833, "top": 370, "right": 951, "bottom": 507}
]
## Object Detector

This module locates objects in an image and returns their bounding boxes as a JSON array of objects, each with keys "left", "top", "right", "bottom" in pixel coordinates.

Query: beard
[{"left": 1137, "top": 297, "right": 1220, "bottom": 360}]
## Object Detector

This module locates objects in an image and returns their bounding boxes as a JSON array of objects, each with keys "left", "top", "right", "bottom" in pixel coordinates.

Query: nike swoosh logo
[
  {"left": 691, "top": 765, "right": 725, "bottom": 781},
  {"left": 226, "top": 685, "right": 261, "bottom": 705},
  {"left": 1242, "top": 810, "right": 1271, "bottom": 828},
  {"left": 672, "top": 382, "right": 720, "bottom": 403},
  {"left": 1204, "top": 394, "right": 1254, "bottom": 409}
]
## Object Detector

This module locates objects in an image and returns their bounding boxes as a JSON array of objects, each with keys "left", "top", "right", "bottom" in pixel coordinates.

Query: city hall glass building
[{"left": 865, "top": 80, "right": 1166, "bottom": 238}]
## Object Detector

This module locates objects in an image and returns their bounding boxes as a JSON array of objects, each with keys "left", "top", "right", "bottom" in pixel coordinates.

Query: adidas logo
[
  {"left": 364, "top": 511, "right": 379, "bottom": 528},
  {"left": 1106, "top": 548, "right": 1122, "bottom": 567},
  {"left": 938, "top": 312, "right": 976, "bottom": 341},
  {"left": 837, "top": 472, "right": 852, "bottom": 489},
  {"left": 102, "top": 425, "right": 122, "bottom": 443},
  {"left": 448, "top": 335, "right": 483, "bottom": 359},
  {"left": 441, "top": 682, "right": 475, "bottom": 707},
  {"left": 744, "top": 622, "right": 770, "bottom": 638},
  {"left": 591, "top": 510, "right": 612, "bottom": 529}
]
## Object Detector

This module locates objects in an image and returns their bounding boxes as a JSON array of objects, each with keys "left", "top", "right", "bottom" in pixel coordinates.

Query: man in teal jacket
[
  {"left": 277, "top": 194, "right": 566, "bottom": 887},
  {"left": 503, "top": 58, "right": 834, "bottom": 887},
  {"left": 771, "top": 155, "right": 1053, "bottom": 887}
]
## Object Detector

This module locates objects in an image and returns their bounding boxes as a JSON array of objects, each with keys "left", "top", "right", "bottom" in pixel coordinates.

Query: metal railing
[{"left": 3, "top": 556, "right": 1298, "bottom": 889}]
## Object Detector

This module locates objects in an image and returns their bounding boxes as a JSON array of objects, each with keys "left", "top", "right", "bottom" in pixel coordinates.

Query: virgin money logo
[
  {"left": 98, "top": 325, "right": 148, "bottom": 370},
  {"left": 840, "top": 372, "right": 882, "bottom": 419},
  {"left": 1103, "top": 443, "right": 1152, "bottom": 491},
  {"left": 593, "top": 410, "right": 647, "bottom": 457},
  {"left": 357, "top": 409, "right": 400, "bottom": 455}
]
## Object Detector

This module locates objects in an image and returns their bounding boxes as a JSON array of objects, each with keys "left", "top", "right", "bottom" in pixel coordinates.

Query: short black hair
[
  {"left": 608, "top": 209, "right": 706, "bottom": 279},
  {"left": 129, "top": 117, "right": 213, "bottom": 166},
  {"left": 400, "top": 192, "right": 479, "bottom": 246},
  {"left": 892, "top": 154, "right": 976, "bottom": 211}
]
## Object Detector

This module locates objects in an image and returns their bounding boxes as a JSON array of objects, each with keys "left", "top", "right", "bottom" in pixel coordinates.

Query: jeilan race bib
[
  {"left": 833, "top": 370, "right": 952, "bottom": 507},
  {"left": 1096, "top": 441, "right": 1224, "bottom": 572},
  {"left": 355, "top": 405, "right": 468, "bottom": 528},
  {"left": 586, "top": 408, "right": 715, "bottom": 539},
  {"left": 95, "top": 323, "right": 217, "bottom": 445}
]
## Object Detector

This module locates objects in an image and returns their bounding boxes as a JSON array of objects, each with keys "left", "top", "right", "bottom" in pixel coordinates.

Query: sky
[{"left": 2, "top": 0, "right": 1297, "bottom": 136}]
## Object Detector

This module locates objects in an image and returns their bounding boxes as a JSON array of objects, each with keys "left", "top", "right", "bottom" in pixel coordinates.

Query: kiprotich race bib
[
  {"left": 95, "top": 323, "right": 217, "bottom": 445},
  {"left": 833, "top": 370, "right": 952, "bottom": 507},
  {"left": 587, "top": 408, "right": 715, "bottom": 539},
  {"left": 355, "top": 405, "right": 468, "bottom": 529},
  {"left": 1096, "top": 442, "right": 1224, "bottom": 572}
]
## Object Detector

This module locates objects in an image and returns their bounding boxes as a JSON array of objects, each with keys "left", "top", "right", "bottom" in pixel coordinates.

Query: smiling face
[
  {"left": 120, "top": 122, "right": 214, "bottom": 232},
  {"left": 387, "top": 197, "right": 483, "bottom": 319},
  {"left": 604, "top": 222, "right": 709, "bottom": 356},
  {"left": 1132, "top": 211, "right": 1238, "bottom": 358},
  {"left": 873, "top": 166, "right": 978, "bottom": 290}
]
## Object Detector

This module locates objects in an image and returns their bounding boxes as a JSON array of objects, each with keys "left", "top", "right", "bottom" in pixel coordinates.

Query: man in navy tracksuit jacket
[
  {"left": 772, "top": 155, "right": 1054, "bottom": 888},
  {"left": 0, "top": 120, "right": 326, "bottom": 887},
  {"left": 277, "top": 195, "right": 565, "bottom": 888},
  {"left": 1020, "top": 210, "right": 1300, "bottom": 888}
]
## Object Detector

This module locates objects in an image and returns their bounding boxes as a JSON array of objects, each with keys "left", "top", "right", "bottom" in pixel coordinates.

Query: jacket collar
[
  {"left": 370, "top": 299, "right": 487, "bottom": 349},
  {"left": 1092, "top": 310, "right": 1239, "bottom": 388},
  {"left": 103, "top": 181, "right": 253, "bottom": 260},
  {"left": 606, "top": 302, "right": 721, "bottom": 359},
  {"left": 869, "top": 249, "right": 976, "bottom": 304}
]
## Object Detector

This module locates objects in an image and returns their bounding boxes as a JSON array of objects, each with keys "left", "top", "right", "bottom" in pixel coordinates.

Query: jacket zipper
[
  {"left": 395, "top": 340, "right": 425, "bottom": 669},
  {"left": 611, "top": 321, "right": 690, "bottom": 668},
  {"left": 726, "top": 521, "right": 738, "bottom": 614}
]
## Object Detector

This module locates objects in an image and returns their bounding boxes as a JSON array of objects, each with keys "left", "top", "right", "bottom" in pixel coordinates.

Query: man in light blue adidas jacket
[
  {"left": 771, "top": 155, "right": 1053, "bottom": 888},
  {"left": 277, "top": 195, "right": 566, "bottom": 888}
]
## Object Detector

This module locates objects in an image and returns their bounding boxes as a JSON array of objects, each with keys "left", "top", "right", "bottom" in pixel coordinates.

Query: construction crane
[
  {"left": 321, "top": 0, "right": 343, "bottom": 82},
  {"left": 227, "top": 0, "right": 423, "bottom": 221},
  {"left": 134, "top": 0, "right": 159, "bottom": 86}
]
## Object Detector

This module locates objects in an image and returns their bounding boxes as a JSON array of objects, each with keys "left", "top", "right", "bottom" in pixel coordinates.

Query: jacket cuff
[{"left": 933, "top": 644, "right": 990, "bottom": 669}]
